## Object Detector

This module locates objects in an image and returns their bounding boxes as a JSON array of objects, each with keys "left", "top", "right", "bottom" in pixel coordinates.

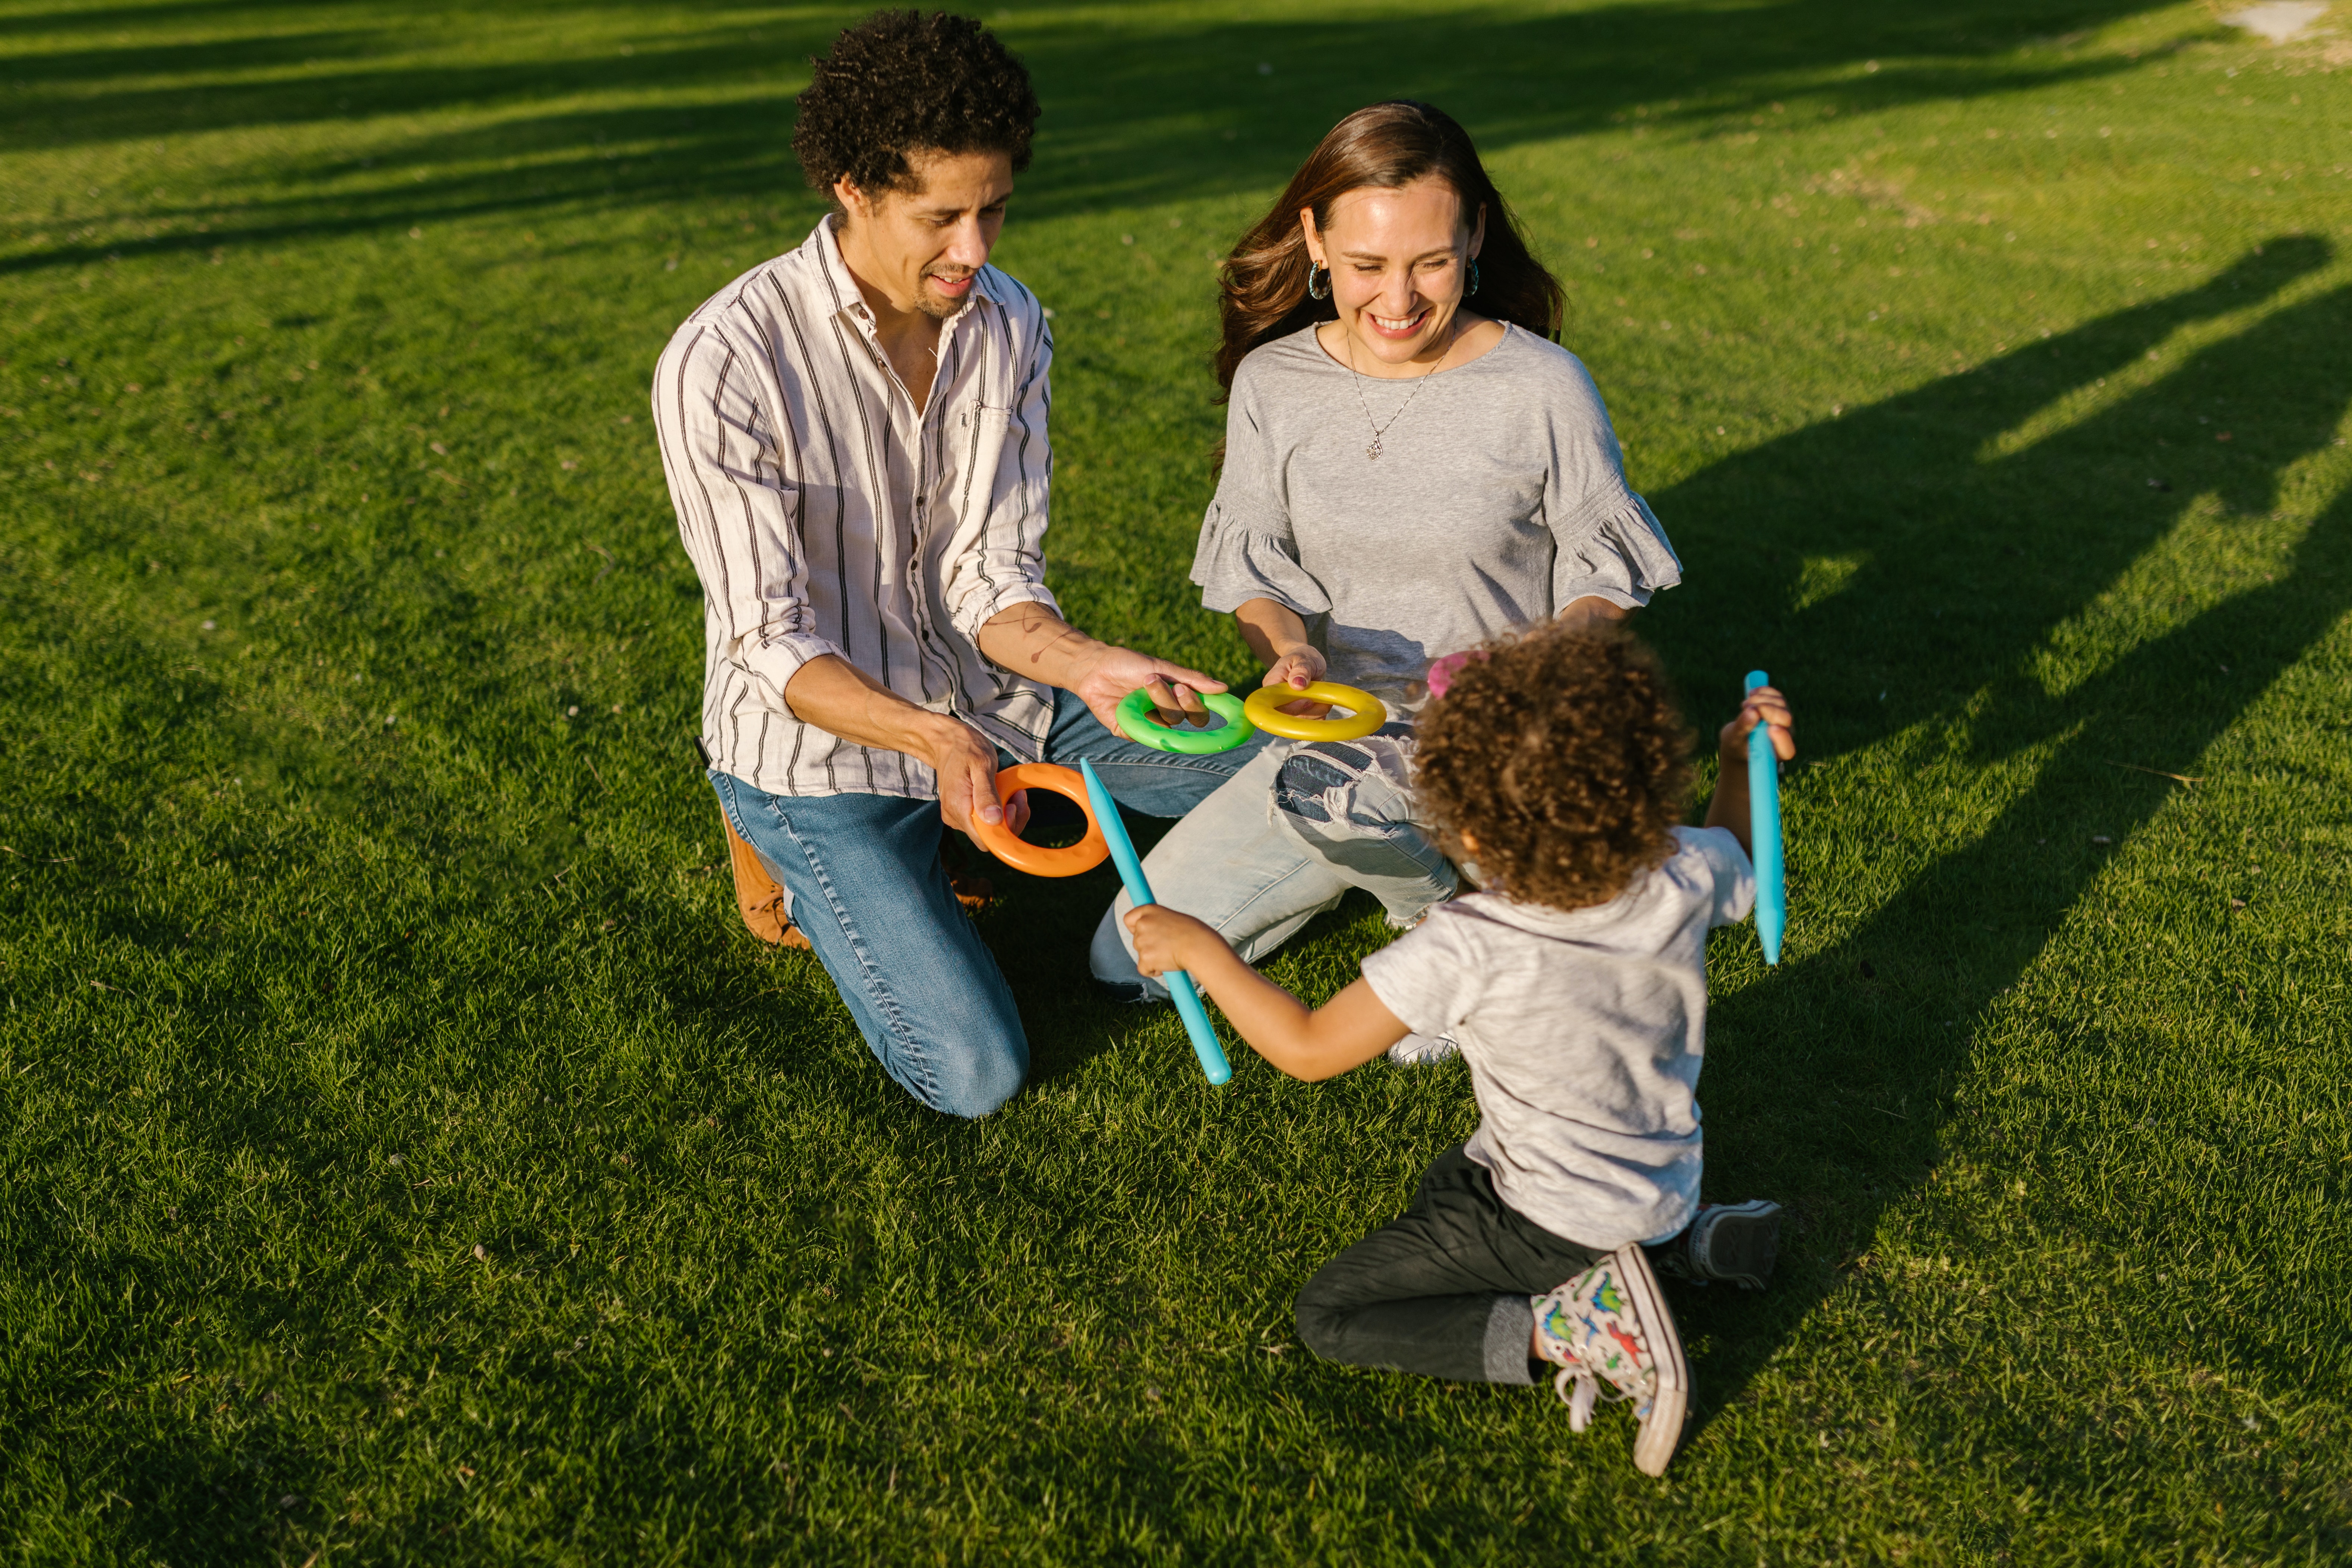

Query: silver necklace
[{"left": 1343, "top": 320, "right": 1456, "bottom": 460}]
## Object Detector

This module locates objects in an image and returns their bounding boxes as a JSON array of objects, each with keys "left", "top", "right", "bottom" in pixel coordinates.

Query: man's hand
[
  {"left": 1125, "top": 905, "right": 1225, "bottom": 979},
  {"left": 1069, "top": 643, "right": 1225, "bottom": 740},
  {"left": 1719, "top": 684, "right": 1795, "bottom": 769},
  {"left": 781, "top": 654, "right": 1034, "bottom": 840},
  {"left": 974, "top": 603, "right": 1225, "bottom": 739},
  {"left": 922, "top": 717, "right": 1030, "bottom": 838}
]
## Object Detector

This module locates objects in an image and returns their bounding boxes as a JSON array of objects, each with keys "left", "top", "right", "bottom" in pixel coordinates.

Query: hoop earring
[
  {"left": 1467, "top": 259, "right": 1482, "bottom": 297},
  {"left": 1306, "top": 262, "right": 1330, "bottom": 302}
]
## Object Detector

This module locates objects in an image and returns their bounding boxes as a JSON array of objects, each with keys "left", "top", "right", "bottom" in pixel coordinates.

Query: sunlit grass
[{"left": 3, "top": 0, "right": 2349, "bottom": 1561}]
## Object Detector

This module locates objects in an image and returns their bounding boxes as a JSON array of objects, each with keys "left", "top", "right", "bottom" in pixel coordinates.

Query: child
[{"left": 1126, "top": 625, "right": 1792, "bottom": 1477}]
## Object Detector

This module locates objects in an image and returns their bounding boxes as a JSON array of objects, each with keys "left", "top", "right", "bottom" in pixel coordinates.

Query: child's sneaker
[
  {"left": 1531, "top": 1246, "right": 1689, "bottom": 1477},
  {"left": 1387, "top": 1030, "right": 1459, "bottom": 1065},
  {"left": 1654, "top": 1201, "right": 1782, "bottom": 1291}
]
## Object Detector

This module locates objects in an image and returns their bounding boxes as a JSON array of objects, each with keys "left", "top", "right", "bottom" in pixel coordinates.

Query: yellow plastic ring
[
  {"left": 1242, "top": 681, "right": 1387, "bottom": 743},
  {"left": 965, "top": 763, "right": 1109, "bottom": 878}
]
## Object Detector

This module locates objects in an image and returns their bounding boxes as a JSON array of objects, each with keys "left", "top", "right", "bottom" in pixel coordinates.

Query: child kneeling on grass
[{"left": 1127, "top": 624, "right": 1792, "bottom": 1477}]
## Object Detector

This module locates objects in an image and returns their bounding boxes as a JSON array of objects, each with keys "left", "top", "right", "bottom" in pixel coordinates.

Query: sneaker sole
[
  {"left": 1614, "top": 1244, "right": 1689, "bottom": 1477},
  {"left": 1692, "top": 1200, "right": 1782, "bottom": 1290}
]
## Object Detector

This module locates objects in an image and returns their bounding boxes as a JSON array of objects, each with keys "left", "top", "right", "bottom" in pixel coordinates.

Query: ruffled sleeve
[
  {"left": 1188, "top": 367, "right": 1333, "bottom": 617},
  {"left": 1551, "top": 491, "right": 1684, "bottom": 611},
  {"left": 1191, "top": 501, "right": 1333, "bottom": 616},
  {"left": 1530, "top": 342, "right": 1686, "bottom": 611}
]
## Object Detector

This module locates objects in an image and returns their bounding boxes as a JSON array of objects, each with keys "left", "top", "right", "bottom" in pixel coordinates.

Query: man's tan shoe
[
  {"left": 723, "top": 811, "right": 811, "bottom": 950},
  {"left": 723, "top": 805, "right": 995, "bottom": 949}
]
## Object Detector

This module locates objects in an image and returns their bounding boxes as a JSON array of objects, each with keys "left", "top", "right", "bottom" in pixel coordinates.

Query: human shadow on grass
[
  {"left": 1639, "top": 237, "right": 2350, "bottom": 1446},
  {"left": 1, "top": 0, "right": 2175, "bottom": 275}
]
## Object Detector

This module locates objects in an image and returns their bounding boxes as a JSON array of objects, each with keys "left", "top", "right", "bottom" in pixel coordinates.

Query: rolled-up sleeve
[
  {"left": 944, "top": 306, "right": 1060, "bottom": 642},
  {"left": 1190, "top": 377, "right": 1331, "bottom": 616},
  {"left": 652, "top": 321, "right": 842, "bottom": 697}
]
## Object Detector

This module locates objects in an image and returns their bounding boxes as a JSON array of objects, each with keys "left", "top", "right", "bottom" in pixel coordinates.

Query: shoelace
[
  {"left": 1553, "top": 1328, "right": 1658, "bottom": 1434},
  {"left": 1557, "top": 1367, "right": 1600, "bottom": 1432}
]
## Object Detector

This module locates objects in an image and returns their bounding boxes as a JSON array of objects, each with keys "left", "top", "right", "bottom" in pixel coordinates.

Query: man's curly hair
[
  {"left": 792, "top": 11, "right": 1040, "bottom": 197},
  {"left": 1414, "top": 624, "right": 1694, "bottom": 912}
]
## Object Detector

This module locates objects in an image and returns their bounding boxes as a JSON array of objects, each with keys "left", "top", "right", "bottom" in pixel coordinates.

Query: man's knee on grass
[{"left": 892, "top": 1026, "right": 1027, "bottom": 1120}]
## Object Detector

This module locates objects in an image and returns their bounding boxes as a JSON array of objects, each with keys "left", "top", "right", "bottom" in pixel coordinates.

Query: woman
[{"left": 1091, "top": 101, "right": 1682, "bottom": 1054}]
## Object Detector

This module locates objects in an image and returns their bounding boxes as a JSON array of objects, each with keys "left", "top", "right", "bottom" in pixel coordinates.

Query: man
[{"left": 652, "top": 10, "right": 1258, "bottom": 1117}]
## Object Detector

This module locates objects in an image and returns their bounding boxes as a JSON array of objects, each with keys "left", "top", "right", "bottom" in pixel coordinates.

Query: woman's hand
[
  {"left": 1125, "top": 905, "right": 1225, "bottom": 979},
  {"left": 1235, "top": 599, "right": 1333, "bottom": 716},
  {"left": 1260, "top": 645, "right": 1331, "bottom": 718}
]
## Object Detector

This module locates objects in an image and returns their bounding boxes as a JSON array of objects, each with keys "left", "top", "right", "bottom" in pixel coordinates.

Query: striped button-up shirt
[{"left": 652, "top": 215, "right": 1059, "bottom": 799}]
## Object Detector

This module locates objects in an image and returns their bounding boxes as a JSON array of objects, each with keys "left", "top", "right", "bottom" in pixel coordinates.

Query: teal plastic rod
[
  {"left": 1745, "top": 670, "right": 1786, "bottom": 965},
  {"left": 1078, "top": 759, "right": 1234, "bottom": 1086}
]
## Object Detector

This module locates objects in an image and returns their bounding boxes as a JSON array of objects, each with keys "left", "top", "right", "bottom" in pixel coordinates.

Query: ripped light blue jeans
[{"left": 1089, "top": 724, "right": 1459, "bottom": 1000}]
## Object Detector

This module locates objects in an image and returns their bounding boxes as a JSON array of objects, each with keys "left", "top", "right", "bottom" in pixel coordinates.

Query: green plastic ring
[{"left": 1115, "top": 689, "right": 1254, "bottom": 754}]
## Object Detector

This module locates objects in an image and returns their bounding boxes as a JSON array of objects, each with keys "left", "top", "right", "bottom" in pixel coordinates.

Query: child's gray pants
[{"left": 1295, "top": 1146, "right": 1608, "bottom": 1384}]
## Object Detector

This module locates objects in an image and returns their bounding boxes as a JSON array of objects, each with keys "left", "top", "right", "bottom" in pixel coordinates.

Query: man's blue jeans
[{"left": 711, "top": 691, "right": 1267, "bottom": 1118}]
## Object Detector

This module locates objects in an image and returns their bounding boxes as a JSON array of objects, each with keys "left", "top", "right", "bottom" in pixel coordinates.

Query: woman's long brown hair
[{"left": 1214, "top": 101, "right": 1566, "bottom": 395}]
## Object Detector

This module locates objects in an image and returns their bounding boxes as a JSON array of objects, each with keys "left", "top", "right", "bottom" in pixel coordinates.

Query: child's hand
[
  {"left": 1124, "top": 905, "right": 1225, "bottom": 978},
  {"left": 1720, "top": 684, "right": 1795, "bottom": 766}
]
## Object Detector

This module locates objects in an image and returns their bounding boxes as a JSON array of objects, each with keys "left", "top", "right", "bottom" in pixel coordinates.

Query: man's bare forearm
[
  {"left": 782, "top": 654, "right": 1013, "bottom": 830},
  {"left": 976, "top": 602, "right": 1223, "bottom": 735},
  {"left": 782, "top": 653, "right": 963, "bottom": 760},
  {"left": 973, "top": 602, "right": 1108, "bottom": 690}
]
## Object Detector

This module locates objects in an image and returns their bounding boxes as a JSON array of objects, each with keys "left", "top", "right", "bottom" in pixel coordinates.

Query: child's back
[{"left": 1363, "top": 824, "right": 1754, "bottom": 1251}]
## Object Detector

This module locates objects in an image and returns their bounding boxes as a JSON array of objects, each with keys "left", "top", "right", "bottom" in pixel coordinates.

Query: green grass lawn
[{"left": 5, "top": 0, "right": 2350, "bottom": 1560}]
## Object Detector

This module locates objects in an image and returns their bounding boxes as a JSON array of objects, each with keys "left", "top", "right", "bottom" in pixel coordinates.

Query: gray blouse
[{"left": 1191, "top": 324, "right": 1681, "bottom": 713}]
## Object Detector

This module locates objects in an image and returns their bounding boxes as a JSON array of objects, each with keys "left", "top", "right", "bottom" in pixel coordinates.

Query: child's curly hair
[
  {"left": 1414, "top": 625, "right": 1693, "bottom": 912},
  {"left": 792, "top": 11, "right": 1041, "bottom": 196}
]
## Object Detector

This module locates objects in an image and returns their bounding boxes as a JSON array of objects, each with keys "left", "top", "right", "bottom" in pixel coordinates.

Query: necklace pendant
[{"left": 1366, "top": 439, "right": 1382, "bottom": 460}]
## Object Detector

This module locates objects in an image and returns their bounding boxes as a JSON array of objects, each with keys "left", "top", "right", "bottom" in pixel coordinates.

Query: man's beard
[{"left": 918, "top": 273, "right": 976, "bottom": 319}]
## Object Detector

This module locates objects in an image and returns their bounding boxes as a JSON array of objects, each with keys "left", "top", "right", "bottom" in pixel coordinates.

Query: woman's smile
[{"left": 1364, "top": 307, "right": 1430, "bottom": 338}]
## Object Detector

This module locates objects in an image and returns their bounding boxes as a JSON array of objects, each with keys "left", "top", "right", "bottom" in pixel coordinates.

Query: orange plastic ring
[{"left": 965, "top": 763, "right": 1109, "bottom": 878}]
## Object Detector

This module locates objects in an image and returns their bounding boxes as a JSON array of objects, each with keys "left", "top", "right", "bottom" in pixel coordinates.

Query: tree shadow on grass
[
  {"left": 1, "top": 0, "right": 2180, "bottom": 272},
  {"left": 1644, "top": 237, "right": 2351, "bottom": 1441}
]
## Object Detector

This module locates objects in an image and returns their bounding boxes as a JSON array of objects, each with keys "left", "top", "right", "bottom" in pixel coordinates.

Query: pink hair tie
[{"left": 1425, "top": 650, "right": 1486, "bottom": 701}]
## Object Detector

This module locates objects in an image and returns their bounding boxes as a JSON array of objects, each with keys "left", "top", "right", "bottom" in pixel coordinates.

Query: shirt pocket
[{"left": 953, "top": 403, "right": 1015, "bottom": 516}]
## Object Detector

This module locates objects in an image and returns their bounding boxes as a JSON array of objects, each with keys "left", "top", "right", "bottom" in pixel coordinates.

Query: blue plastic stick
[
  {"left": 1745, "top": 670, "right": 1786, "bottom": 965},
  {"left": 1079, "top": 759, "right": 1234, "bottom": 1086}
]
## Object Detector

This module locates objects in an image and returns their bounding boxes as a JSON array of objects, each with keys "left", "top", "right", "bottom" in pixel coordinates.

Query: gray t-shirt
[
  {"left": 1360, "top": 826, "right": 1756, "bottom": 1249},
  {"left": 1191, "top": 324, "right": 1682, "bottom": 714}
]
